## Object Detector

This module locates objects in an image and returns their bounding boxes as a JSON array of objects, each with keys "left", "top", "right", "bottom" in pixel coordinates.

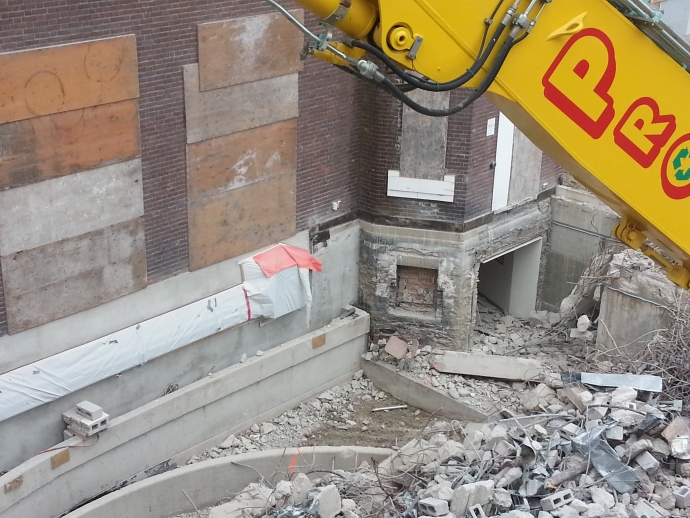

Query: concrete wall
[
  {"left": 359, "top": 201, "right": 551, "bottom": 349},
  {"left": 541, "top": 186, "right": 621, "bottom": 312},
  {"left": 0, "top": 310, "right": 369, "bottom": 518},
  {"left": 0, "top": 221, "right": 360, "bottom": 472}
]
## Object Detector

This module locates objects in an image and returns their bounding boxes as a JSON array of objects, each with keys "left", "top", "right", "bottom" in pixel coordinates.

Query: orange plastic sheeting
[
  {"left": 0, "top": 100, "right": 141, "bottom": 189},
  {"left": 0, "top": 35, "right": 139, "bottom": 124},
  {"left": 252, "top": 244, "right": 323, "bottom": 278}
]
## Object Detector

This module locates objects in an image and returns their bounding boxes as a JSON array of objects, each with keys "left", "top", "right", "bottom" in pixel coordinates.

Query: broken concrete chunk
[
  {"left": 635, "top": 451, "right": 660, "bottom": 474},
  {"left": 576, "top": 315, "right": 591, "bottom": 332},
  {"left": 438, "top": 440, "right": 464, "bottom": 462},
  {"left": 589, "top": 487, "right": 615, "bottom": 510},
  {"left": 291, "top": 473, "right": 313, "bottom": 504},
  {"left": 316, "top": 485, "right": 341, "bottom": 518},
  {"left": 564, "top": 385, "right": 593, "bottom": 412},
  {"left": 670, "top": 436, "right": 690, "bottom": 460},
  {"left": 632, "top": 500, "right": 662, "bottom": 518},
  {"left": 450, "top": 480, "right": 494, "bottom": 516},
  {"left": 611, "top": 386, "right": 638, "bottom": 405}
]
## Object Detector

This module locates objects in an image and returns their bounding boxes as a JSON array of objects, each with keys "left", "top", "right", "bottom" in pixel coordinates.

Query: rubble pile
[
  {"left": 189, "top": 385, "right": 690, "bottom": 518},
  {"left": 186, "top": 372, "right": 390, "bottom": 464}
]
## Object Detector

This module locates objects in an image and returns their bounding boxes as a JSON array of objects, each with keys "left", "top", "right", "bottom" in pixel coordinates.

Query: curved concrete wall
[{"left": 64, "top": 447, "right": 393, "bottom": 518}]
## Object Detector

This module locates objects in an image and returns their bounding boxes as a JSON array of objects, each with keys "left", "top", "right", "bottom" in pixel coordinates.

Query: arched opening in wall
[{"left": 477, "top": 238, "right": 542, "bottom": 318}]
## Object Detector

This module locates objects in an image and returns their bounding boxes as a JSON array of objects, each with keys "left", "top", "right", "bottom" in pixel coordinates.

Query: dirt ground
[{"left": 299, "top": 396, "right": 433, "bottom": 450}]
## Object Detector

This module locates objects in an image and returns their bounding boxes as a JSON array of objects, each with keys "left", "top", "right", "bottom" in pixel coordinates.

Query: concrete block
[
  {"left": 635, "top": 451, "right": 661, "bottom": 474},
  {"left": 0, "top": 35, "right": 138, "bottom": 124},
  {"left": 1, "top": 218, "right": 147, "bottom": 333},
  {"left": 431, "top": 351, "right": 543, "bottom": 381},
  {"left": 183, "top": 64, "right": 298, "bottom": 144},
  {"left": 198, "top": 10, "right": 304, "bottom": 91},
  {"left": 606, "top": 426, "right": 625, "bottom": 442},
  {"left": 674, "top": 486, "right": 690, "bottom": 509},
  {"left": 0, "top": 99, "right": 141, "bottom": 190},
  {"left": 419, "top": 498, "right": 449, "bottom": 516},
  {"left": 540, "top": 489, "right": 574, "bottom": 511},
  {"left": 316, "top": 485, "right": 341, "bottom": 518},
  {"left": 0, "top": 158, "right": 144, "bottom": 255},
  {"left": 188, "top": 169, "right": 295, "bottom": 270},
  {"left": 450, "top": 480, "right": 494, "bottom": 516}
]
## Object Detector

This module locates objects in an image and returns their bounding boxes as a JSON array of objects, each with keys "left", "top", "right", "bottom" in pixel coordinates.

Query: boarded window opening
[{"left": 396, "top": 266, "right": 438, "bottom": 314}]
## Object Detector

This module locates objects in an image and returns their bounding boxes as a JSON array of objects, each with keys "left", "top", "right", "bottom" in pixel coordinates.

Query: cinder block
[
  {"left": 468, "top": 504, "right": 487, "bottom": 518},
  {"left": 674, "top": 486, "right": 690, "bottom": 509},
  {"left": 540, "top": 489, "right": 574, "bottom": 511},
  {"left": 419, "top": 498, "right": 449, "bottom": 517}
]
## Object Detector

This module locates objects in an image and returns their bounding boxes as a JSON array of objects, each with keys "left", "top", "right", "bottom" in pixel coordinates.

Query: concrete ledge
[
  {"left": 65, "top": 446, "right": 394, "bottom": 518},
  {"left": 0, "top": 309, "right": 369, "bottom": 518}
]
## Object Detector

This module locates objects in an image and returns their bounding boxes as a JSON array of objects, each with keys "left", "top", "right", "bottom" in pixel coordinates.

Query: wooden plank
[
  {"left": 0, "top": 100, "right": 141, "bottom": 190},
  {"left": 183, "top": 64, "right": 298, "bottom": 144},
  {"left": 198, "top": 10, "right": 304, "bottom": 91},
  {"left": 188, "top": 173, "right": 296, "bottom": 270},
  {"left": 1, "top": 219, "right": 147, "bottom": 334},
  {"left": 0, "top": 159, "right": 144, "bottom": 256},
  {"left": 361, "top": 360, "right": 490, "bottom": 422},
  {"left": 431, "top": 351, "right": 543, "bottom": 382},
  {"left": 0, "top": 35, "right": 139, "bottom": 124},
  {"left": 187, "top": 119, "right": 297, "bottom": 201}
]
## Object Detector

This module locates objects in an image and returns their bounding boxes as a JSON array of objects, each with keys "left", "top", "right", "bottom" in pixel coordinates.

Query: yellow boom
[{"left": 276, "top": 0, "right": 690, "bottom": 289}]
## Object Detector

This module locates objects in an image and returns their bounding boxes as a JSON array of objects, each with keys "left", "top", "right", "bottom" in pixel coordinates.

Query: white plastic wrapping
[{"left": 0, "top": 285, "right": 249, "bottom": 422}]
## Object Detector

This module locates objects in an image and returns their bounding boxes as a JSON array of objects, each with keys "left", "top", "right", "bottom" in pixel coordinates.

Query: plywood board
[
  {"left": 198, "top": 10, "right": 304, "bottom": 91},
  {"left": 0, "top": 159, "right": 144, "bottom": 255},
  {"left": 189, "top": 173, "right": 296, "bottom": 270},
  {"left": 183, "top": 64, "right": 298, "bottom": 144},
  {"left": 0, "top": 100, "right": 141, "bottom": 189},
  {"left": 187, "top": 119, "right": 297, "bottom": 201},
  {"left": 0, "top": 35, "right": 139, "bottom": 124},
  {"left": 1, "top": 219, "right": 147, "bottom": 333}
]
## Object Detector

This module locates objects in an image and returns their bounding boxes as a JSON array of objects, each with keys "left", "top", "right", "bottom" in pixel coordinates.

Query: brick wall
[
  {"left": 0, "top": 1, "right": 360, "bottom": 336},
  {"left": 540, "top": 153, "right": 565, "bottom": 190},
  {"left": 396, "top": 266, "right": 438, "bottom": 314}
]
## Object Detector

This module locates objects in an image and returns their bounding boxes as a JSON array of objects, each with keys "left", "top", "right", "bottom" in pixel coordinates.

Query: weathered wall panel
[
  {"left": 188, "top": 120, "right": 297, "bottom": 200},
  {"left": 1, "top": 219, "right": 147, "bottom": 333},
  {"left": 189, "top": 173, "right": 296, "bottom": 270},
  {"left": 183, "top": 64, "right": 298, "bottom": 144},
  {"left": 0, "top": 100, "right": 141, "bottom": 190},
  {"left": 0, "top": 35, "right": 139, "bottom": 124},
  {"left": 198, "top": 10, "right": 304, "bottom": 91},
  {"left": 0, "top": 159, "right": 144, "bottom": 255}
]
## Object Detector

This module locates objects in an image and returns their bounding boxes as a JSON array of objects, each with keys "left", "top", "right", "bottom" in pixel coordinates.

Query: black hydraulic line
[
  {"left": 344, "top": 0, "right": 508, "bottom": 92},
  {"left": 379, "top": 34, "right": 516, "bottom": 117}
]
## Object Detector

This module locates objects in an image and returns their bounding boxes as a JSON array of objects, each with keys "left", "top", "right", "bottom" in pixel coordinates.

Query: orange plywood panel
[
  {"left": 187, "top": 119, "right": 297, "bottom": 201},
  {"left": 0, "top": 100, "right": 141, "bottom": 189},
  {"left": 198, "top": 10, "right": 304, "bottom": 91},
  {"left": 0, "top": 35, "right": 139, "bottom": 124},
  {"left": 188, "top": 172, "right": 296, "bottom": 271}
]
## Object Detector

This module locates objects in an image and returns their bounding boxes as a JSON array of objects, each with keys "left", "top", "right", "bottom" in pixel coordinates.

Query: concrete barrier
[
  {"left": 64, "top": 447, "right": 393, "bottom": 518},
  {"left": 0, "top": 309, "right": 369, "bottom": 518}
]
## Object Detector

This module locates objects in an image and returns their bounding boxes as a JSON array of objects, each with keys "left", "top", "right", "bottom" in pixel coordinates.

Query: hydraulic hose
[
  {"left": 343, "top": 0, "right": 509, "bottom": 92},
  {"left": 378, "top": 34, "right": 517, "bottom": 117}
]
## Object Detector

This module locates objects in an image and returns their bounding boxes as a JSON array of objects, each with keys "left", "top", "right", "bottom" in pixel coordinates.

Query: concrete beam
[
  {"left": 362, "top": 360, "right": 489, "bottom": 422},
  {"left": 0, "top": 309, "right": 370, "bottom": 517},
  {"left": 64, "top": 447, "right": 393, "bottom": 518},
  {"left": 432, "top": 351, "right": 543, "bottom": 382}
]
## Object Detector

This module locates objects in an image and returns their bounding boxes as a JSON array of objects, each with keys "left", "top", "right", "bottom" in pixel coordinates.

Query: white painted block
[{"left": 387, "top": 170, "right": 455, "bottom": 202}]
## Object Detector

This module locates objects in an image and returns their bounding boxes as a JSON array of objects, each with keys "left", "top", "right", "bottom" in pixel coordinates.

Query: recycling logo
[{"left": 662, "top": 134, "right": 690, "bottom": 199}]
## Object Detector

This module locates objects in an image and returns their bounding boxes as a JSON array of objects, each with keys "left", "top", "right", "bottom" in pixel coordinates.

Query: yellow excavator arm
[{"left": 267, "top": 0, "right": 690, "bottom": 290}]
